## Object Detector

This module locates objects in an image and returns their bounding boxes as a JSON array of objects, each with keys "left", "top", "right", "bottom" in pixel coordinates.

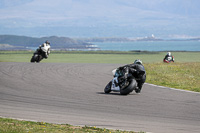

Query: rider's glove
[{"left": 119, "top": 66, "right": 124, "bottom": 70}]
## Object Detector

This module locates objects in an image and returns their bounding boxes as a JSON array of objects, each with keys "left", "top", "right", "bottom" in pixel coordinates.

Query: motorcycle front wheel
[
  {"left": 30, "top": 56, "right": 36, "bottom": 63},
  {"left": 104, "top": 81, "right": 112, "bottom": 94}
]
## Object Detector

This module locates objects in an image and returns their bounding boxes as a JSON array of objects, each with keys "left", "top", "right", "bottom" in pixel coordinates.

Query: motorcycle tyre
[
  {"left": 120, "top": 79, "right": 137, "bottom": 95},
  {"left": 31, "top": 54, "right": 39, "bottom": 63},
  {"left": 30, "top": 56, "right": 35, "bottom": 63},
  {"left": 36, "top": 55, "right": 43, "bottom": 63},
  {"left": 104, "top": 81, "right": 112, "bottom": 94}
]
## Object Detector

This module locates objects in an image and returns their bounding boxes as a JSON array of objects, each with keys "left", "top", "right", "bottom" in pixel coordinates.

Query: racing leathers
[
  {"left": 35, "top": 43, "right": 51, "bottom": 59},
  {"left": 121, "top": 63, "right": 146, "bottom": 93},
  {"left": 163, "top": 54, "right": 174, "bottom": 63}
]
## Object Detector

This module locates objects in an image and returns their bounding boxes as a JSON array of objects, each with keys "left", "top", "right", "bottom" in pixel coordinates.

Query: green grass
[
  {"left": 145, "top": 62, "right": 200, "bottom": 92},
  {"left": 0, "top": 51, "right": 200, "bottom": 63},
  {"left": 0, "top": 117, "right": 143, "bottom": 133},
  {"left": 0, "top": 50, "right": 200, "bottom": 92}
]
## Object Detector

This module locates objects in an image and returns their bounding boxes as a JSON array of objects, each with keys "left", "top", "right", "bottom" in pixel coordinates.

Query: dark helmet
[
  {"left": 134, "top": 59, "right": 142, "bottom": 65},
  {"left": 45, "top": 40, "right": 50, "bottom": 45}
]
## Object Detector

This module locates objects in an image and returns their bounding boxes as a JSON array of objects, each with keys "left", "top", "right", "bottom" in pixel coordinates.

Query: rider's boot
[
  {"left": 135, "top": 84, "right": 142, "bottom": 93},
  {"left": 135, "top": 87, "right": 141, "bottom": 93}
]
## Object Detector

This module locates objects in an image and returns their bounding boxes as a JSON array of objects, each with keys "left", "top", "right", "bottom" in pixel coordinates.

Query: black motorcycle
[
  {"left": 30, "top": 47, "right": 50, "bottom": 63},
  {"left": 104, "top": 67, "right": 137, "bottom": 95}
]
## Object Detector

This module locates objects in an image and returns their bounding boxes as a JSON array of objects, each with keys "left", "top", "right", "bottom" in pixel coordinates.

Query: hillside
[{"left": 0, "top": 35, "right": 93, "bottom": 50}]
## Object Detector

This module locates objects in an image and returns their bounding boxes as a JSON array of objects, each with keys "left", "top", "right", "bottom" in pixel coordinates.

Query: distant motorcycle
[
  {"left": 163, "top": 56, "right": 174, "bottom": 63},
  {"left": 104, "top": 67, "right": 137, "bottom": 95},
  {"left": 30, "top": 46, "right": 50, "bottom": 63}
]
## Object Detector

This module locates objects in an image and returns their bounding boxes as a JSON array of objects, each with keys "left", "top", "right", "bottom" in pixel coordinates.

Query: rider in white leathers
[{"left": 35, "top": 40, "right": 51, "bottom": 58}]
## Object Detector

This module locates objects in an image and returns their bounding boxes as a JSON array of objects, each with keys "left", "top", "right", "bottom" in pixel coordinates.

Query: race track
[{"left": 0, "top": 62, "right": 200, "bottom": 133}]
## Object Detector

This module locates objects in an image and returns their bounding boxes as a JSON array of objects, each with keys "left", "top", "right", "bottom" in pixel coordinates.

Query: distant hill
[
  {"left": 77, "top": 35, "right": 163, "bottom": 42},
  {"left": 0, "top": 35, "right": 93, "bottom": 49},
  {"left": 189, "top": 37, "right": 200, "bottom": 41}
]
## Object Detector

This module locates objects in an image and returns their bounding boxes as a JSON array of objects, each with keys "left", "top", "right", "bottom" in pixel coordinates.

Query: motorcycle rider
[
  {"left": 35, "top": 40, "right": 51, "bottom": 59},
  {"left": 163, "top": 52, "right": 174, "bottom": 63},
  {"left": 120, "top": 59, "right": 146, "bottom": 93}
]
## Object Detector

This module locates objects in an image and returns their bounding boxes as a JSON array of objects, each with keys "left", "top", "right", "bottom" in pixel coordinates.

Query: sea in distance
[{"left": 92, "top": 41, "right": 200, "bottom": 51}]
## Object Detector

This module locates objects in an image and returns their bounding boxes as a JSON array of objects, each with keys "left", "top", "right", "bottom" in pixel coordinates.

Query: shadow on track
[{"left": 96, "top": 92, "right": 138, "bottom": 96}]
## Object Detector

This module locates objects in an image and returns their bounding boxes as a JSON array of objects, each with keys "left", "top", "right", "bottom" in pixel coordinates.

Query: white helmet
[
  {"left": 167, "top": 52, "right": 171, "bottom": 56},
  {"left": 134, "top": 59, "right": 142, "bottom": 65}
]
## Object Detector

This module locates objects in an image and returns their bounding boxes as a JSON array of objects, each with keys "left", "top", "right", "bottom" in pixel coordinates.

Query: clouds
[
  {"left": 0, "top": 0, "right": 200, "bottom": 37},
  {"left": 0, "top": 0, "right": 33, "bottom": 8}
]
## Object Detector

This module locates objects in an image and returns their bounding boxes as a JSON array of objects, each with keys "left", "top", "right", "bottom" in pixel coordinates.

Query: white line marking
[{"left": 145, "top": 83, "right": 200, "bottom": 94}]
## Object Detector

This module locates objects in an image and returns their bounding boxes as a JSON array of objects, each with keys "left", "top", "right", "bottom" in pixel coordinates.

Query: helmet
[
  {"left": 45, "top": 40, "right": 50, "bottom": 45},
  {"left": 134, "top": 59, "right": 142, "bottom": 65},
  {"left": 167, "top": 52, "right": 171, "bottom": 56}
]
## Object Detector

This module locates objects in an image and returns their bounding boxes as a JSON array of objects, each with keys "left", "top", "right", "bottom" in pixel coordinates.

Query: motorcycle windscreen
[{"left": 112, "top": 69, "right": 117, "bottom": 76}]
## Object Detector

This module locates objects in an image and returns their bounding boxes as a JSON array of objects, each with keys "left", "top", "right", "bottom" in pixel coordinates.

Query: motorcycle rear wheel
[
  {"left": 36, "top": 55, "right": 43, "bottom": 63},
  {"left": 120, "top": 79, "right": 137, "bottom": 95}
]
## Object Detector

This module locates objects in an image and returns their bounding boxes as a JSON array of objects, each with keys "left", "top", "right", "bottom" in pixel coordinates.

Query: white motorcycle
[{"left": 104, "top": 67, "right": 137, "bottom": 95}]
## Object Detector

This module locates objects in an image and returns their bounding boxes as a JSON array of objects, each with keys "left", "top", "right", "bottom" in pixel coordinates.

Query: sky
[{"left": 0, "top": 0, "right": 200, "bottom": 38}]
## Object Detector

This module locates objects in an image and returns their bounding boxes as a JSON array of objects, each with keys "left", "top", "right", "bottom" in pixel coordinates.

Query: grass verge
[
  {"left": 0, "top": 51, "right": 200, "bottom": 63},
  {"left": 0, "top": 117, "right": 143, "bottom": 133},
  {"left": 145, "top": 62, "right": 200, "bottom": 92}
]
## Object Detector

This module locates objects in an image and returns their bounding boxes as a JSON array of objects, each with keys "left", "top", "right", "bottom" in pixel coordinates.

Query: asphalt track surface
[{"left": 0, "top": 62, "right": 200, "bottom": 133}]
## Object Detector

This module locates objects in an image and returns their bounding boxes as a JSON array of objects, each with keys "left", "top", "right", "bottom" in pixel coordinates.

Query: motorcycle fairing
[{"left": 111, "top": 77, "right": 120, "bottom": 91}]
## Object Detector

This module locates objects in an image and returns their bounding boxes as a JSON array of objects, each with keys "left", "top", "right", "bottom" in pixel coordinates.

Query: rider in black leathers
[{"left": 120, "top": 59, "right": 146, "bottom": 93}]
